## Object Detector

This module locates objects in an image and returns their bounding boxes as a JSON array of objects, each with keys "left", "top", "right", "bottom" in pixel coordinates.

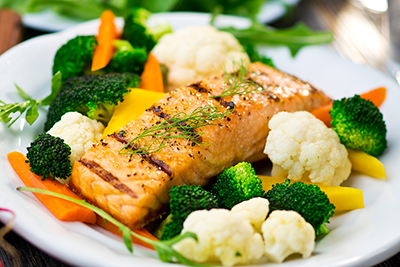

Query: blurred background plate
[{"left": 21, "top": 0, "right": 300, "bottom": 32}]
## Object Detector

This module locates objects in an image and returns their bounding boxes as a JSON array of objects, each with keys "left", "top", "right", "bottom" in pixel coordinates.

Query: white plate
[
  {"left": 1, "top": 12, "right": 400, "bottom": 267},
  {"left": 22, "top": 0, "right": 300, "bottom": 32}
]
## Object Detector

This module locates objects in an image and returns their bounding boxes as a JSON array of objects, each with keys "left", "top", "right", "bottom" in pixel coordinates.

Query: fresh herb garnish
[
  {"left": 0, "top": 71, "right": 62, "bottom": 127},
  {"left": 210, "top": 61, "right": 261, "bottom": 99},
  {"left": 220, "top": 22, "right": 333, "bottom": 57},
  {"left": 121, "top": 105, "right": 232, "bottom": 155},
  {"left": 17, "top": 187, "right": 207, "bottom": 267}
]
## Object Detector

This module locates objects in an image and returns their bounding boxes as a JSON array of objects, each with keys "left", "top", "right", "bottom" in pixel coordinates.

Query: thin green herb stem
[
  {"left": 17, "top": 186, "right": 207, "bottom": 266},
  {"left": 210, "top": 60, "right": 261, "bottom": 99},
  {"left": 121, "top": 105, "right": 232, "bottom": 155}
]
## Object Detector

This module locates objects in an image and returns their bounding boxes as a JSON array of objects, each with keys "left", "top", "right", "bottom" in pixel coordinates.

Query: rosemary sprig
[
  {"left": 17, "top": 187, "right": 207, "bottom": 267},
  {"left": 210, "top": 61, "right": 262, "bottom": 99},
  {"left": 121, "top": 105, "right": 232, "bottom": 155}
]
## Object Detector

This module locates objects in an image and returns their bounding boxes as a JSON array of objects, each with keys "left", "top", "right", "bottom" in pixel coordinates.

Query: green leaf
[
  {"left": 39, "top": 71, "right": 62, "bottom": 106},
  {"left": 175, "top": 0, "right": 263, "bottom": 19},
  {"left": 1, "top": 72, "right": 62, "bottom": 127},
  {"left": 220, "top": 22, "right": 333, "bottom": 57},
  {"left": 0, "top": 0, "right": 31, "bottom": 13},
  {"left": 243, "top": 44, "right": 275, "bottom": 68},
  {"left": 27, "top": 0, "right": 120, "bottom": 20},
  {"left": 127, "top": 0, "right": 180, "bottom": 13},
  {"left": 0, "top": 100, "right": 36, "bottom": 127},
  {"left": 17, "top": 187, "right": 208, "bottom": 267},
  {"left": 14, "top": 84, "right": 32, "bottom": 101},
  {"left": 25, "top": 102, "right": 39, "bottom": 125},
  {"left": 224, "top": 0, "right": 263, "bottom": 19},
  {"left": 210, "top": 5, "right": 223, "bottom": 25},
  {"left": 120, "top": 226, "right": 133, "bottom": 252}
]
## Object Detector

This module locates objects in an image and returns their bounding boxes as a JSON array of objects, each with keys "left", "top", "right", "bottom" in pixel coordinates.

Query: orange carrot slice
[
  {"left": 96, "top": 216, "right": 157, "bottom": 250},
  {"left": 360, "top": 86, "right": 386, "bottom": 107},
  {"left": 7, "top": 151, "right": 96, "bottom": 223},
  {"left": 312, "top": 87, "right": 387, "bottom": 127},
  {"left": 311, "top": 102, "right": 333, "bottom": 127},
  {"left": 91, "top": 10, "right": 117, "bottom": 71},
  {"left": 139, "top": 53, "right": 164, "bottom": 92}
]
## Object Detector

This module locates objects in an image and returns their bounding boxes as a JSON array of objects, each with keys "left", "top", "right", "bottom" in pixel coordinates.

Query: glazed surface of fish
[{"left": 70, "top": 63, "right": 331, "bottom": 229}]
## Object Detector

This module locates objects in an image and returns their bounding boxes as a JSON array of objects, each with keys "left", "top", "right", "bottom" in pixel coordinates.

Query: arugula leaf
[
  {"left": 221, "top": 22, "right": 333, "bottom": 57},
  {"left": 39, "top": 71, "right": 62, "bottom": 106},
  {"left": 17, "top": 187, "right": 208, "bottom": 267},
  {"left": 14, "top": 84, "right": 32, "bottom": 101},
  {"left": 25, "top": 102, "right": 39, "bottom": 125},
  {"left": 0, "top": 100, "right": 36, "bottom": 126},
  {"left": 0, "top": 72, "right": 62, "bottom": 127}
]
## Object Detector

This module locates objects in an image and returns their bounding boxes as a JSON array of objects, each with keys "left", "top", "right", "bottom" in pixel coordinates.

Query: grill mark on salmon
[
  {"left": 71, "top": 63, "right": 332, "bottom": 229},
  {"left": 188, "top": 81, "right": 236, "bottom": 109},
  {"left": 79, "top": 158, "right": 138, "bottom": 199},
  {"left": 148, "top": 156, "right": 173, "bottom": 177},
  {"left": 246, "top": 75, "right": 280, "bottom": 102},
  {"left": 262, "top": 89, "right": 280, "bottom": 102},
  {"left": 188, "top": 81, "right": 209, "bottom": 93},
  {"left": 215, "top": 98, "right": 235, "bottom": 109},
  {"left": 147, "top": 105, "right": 170, "bottom": 119},
  {"left": 245, "top": 76, "right": 265, "bottom": 90},
  {"left": 110, "top": 132, "right": 174, "bottom": 176}
]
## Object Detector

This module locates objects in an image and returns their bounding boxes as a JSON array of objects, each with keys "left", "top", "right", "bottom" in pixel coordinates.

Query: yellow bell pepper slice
[
  {"left": 258, "top": 175, "right": 364, "bottom": 211},
  {"left": 103, "top": 88, "right": 165, "bottom": 137},
  {"left": 347, "top": 149, "right": 386, "bottom": 179}
]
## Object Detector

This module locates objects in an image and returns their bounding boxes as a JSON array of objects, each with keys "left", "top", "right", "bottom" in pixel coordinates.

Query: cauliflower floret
[
  {"left": 262, "top": 210, "right": 315, "bottom": 263},
  {"left": 231, "top": 197, "right": 269, "bottom": 233},
  {"left": 47, "top": 112, "right": 104, "bottom": 165},
  {"left": 173, "top": 202, "right": 267, "bottom": 266},
  {"left": 152, "top": 26, "right": 249, "bottom": 91},
  {"left": 264, "top": 111, "right": 351, "bottom": 186}
]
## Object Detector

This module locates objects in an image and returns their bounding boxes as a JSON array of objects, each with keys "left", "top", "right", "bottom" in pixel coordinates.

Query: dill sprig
[
  {"left": 121, "top": 105, "right": 232, "bottom": 155},
  {"left": 210, "top": 61, "right": 263, "bottom": 98}
]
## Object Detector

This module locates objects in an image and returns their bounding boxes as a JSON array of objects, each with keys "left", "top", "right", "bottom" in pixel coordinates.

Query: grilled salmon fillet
[{"left": 70, "top": 63, "right": 331, "bottom": 229}]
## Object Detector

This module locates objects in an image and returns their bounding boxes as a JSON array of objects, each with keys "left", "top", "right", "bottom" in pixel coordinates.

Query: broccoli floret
[
  {"left": 44, "top": 72, "right": 139, "bottom": 131},
  {"left": 209, "top": 162, "right": 266, "bottom": 209},
  {"left": 243, "top": 44, "right": 275, "bottom": 68},
  {"left": 266, "top": 179, "right": 335, "bottom": 236},
  {"left": 122, "top": 7, "right": 172, "bottom": 52},
  {"left": 160, "top": 185, "right": 219, "bottom": 240},
  {"left": 330, "top": 95, "right": 387, "bottom": 157},
  {"left": 52, "top": 35, "right": 97, "bottom": 82},
  {"left": 105, "top": 40, "right": 148, "bottom": 74},
  {"left": 26, "top": 133, "right": 72, "bottom": 180}
]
